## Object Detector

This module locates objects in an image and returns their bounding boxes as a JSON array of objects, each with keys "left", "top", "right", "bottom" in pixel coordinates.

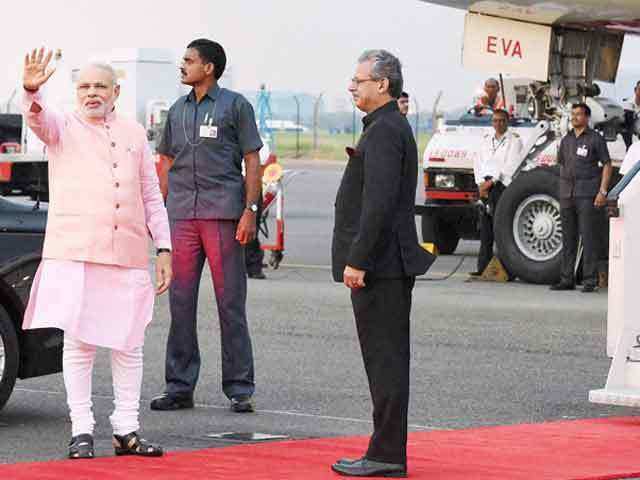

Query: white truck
[
  {"left": 419, "top": 83, "right": 628, "bottom": 284},
  {"left": 415, "top": 1, "right": 640, "bottom": 284}
]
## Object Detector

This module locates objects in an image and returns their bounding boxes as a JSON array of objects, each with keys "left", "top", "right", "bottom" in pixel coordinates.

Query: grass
[{"left": 273, "top": 131, "right": 431, "bottom": 161}]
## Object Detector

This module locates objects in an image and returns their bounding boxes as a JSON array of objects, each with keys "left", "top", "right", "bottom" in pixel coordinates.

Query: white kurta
[{"left": 24, "top": 260, "right": 154, "bottom": 351}]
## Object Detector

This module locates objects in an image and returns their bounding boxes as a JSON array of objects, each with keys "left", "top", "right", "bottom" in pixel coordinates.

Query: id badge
[
  {"left": 576, "top": 146, "right": 588, "bottom": 157},
  {"left": 200, "top": 125, "right": 218, "bottom": 139}
]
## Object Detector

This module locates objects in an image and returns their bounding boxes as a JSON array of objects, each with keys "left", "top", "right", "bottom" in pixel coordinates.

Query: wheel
[
  {"left": 494, "top": 168, "right": 562, "bottom": 284},
  {"left": 0, "top": 305, "right": 19, "bottom": 411},
  {"left": 421, "top": 213, "right": 460, "bottom": 255}
]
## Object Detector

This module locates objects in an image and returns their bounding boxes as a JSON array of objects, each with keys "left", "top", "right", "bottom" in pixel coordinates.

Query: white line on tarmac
[
  {"left": 281, "top": 263, "right": 331, "bottom": 270},
  {"left": 280, "top": 263, "right": 470, "bottom": 280},
  {"left": 13, "top": 387, "right": 439, "bottom": 431}
]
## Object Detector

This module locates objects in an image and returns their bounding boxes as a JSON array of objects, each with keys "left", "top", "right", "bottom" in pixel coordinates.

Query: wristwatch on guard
[{"left": 246, "top": 203, "right": 258, "bottom": 213}]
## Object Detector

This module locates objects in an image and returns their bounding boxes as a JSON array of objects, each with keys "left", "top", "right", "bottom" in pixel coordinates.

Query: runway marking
[
  {"left": 280, "top": 263, "right": 471, "bottom": 280},
  {"left": 13, "top": 387, "right": 440, "bottom": 431},
  {"left": 280, "top": 263, "right": 331, "bottom": 270}
]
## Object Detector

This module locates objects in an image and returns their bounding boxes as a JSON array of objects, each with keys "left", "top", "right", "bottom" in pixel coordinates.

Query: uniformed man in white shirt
[
  {"left": 471, "top": 109, "right": 523, "bottom": 275},
  {"left": 622, "top": 81, "right": 640, "bottom": 149}
]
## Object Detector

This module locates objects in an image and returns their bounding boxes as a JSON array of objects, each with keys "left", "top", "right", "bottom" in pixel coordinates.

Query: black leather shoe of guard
[
  {"left": 150, "top": 393, "right": 194, "bottom": 411},
  {"left": 230, "top": 395, "right": 255, "bottom": 413}
]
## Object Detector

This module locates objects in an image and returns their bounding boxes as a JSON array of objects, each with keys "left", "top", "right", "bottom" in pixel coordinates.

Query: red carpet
[{"left": 2, "top": 417, "right": 640, "bottom": 479}]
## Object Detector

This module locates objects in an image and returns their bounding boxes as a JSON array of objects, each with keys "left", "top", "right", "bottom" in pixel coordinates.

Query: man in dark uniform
[
  {"left": 551, "top": 103, "right": 612, "bottom": 293},
  {"left": 151, "top": 39, "right": 263, "bottom": 412},
  {"left": 330, "top": 49, "right": 435, "bottom": 478},
  {"left": 397, "top": 91, "right": 409, "bottom": 117}
]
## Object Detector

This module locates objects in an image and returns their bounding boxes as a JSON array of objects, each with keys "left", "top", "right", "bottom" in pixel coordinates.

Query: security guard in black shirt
[
  {"left": 551, "top": 103, "right": 613, "bottom": 292},
  {"left": 151, "top": 39, "right": 263, "bottom": 413}
]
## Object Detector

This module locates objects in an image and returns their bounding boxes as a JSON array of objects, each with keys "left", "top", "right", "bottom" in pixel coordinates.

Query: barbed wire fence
[{"left": 265, "top": 92, "right": 431, "bottom": 161}]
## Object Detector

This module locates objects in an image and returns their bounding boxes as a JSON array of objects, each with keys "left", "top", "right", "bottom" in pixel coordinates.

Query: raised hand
[{"left": 23, "top": 47, "right": 56, "bottom": 92}]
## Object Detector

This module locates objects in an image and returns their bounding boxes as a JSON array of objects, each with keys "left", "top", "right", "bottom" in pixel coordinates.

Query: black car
[{"left": 0, "top": 196, "right": 61, "bottom": 411}]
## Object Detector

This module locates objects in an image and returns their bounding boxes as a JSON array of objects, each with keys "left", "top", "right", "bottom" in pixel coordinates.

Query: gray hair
[
  {"left": 79, "top": 62, "right": 119, "bottom": 86},
  {"left": 358, "top": 49, "right": 403, "bottom": 98}
]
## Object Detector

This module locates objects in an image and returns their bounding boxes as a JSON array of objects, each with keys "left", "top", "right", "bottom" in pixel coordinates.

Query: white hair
[{"left": 79, "top": 62, "right": 119, "bottom": 85}]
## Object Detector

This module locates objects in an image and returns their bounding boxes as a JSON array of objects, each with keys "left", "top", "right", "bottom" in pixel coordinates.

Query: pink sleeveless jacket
[{"left": 23, "top": 90, "right": 170, "bottom": 268}]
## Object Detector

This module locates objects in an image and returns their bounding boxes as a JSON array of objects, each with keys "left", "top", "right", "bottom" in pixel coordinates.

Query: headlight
[{"left": 433, "top": 173, "right": 456, "bottom": 189}]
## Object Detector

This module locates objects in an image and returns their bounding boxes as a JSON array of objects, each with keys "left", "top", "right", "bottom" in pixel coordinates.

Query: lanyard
[
  {"left": 181, "top": 91, "right": 221, "bottom": 147},
  {"left": 491, "top": 135, "right": 507, "bottom": 155}
]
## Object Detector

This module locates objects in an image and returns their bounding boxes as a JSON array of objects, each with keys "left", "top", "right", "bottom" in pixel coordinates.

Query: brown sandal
[{"left": 112, "top": 432, "right": 163, "bottom": 457}]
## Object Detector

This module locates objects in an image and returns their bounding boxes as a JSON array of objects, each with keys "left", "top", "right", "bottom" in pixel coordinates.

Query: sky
[{"left": 3, "top": 0, "right": 640, "bottom": 113}]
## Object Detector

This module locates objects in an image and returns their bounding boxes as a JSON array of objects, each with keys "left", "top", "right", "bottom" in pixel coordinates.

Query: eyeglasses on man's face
[{"left": 350, "top": 77, "right": 379, "bottom": 86}]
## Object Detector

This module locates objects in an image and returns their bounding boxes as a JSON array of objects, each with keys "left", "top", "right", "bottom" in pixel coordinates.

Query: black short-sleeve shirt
[
  {"left": 158, "top": 84, "right": 263, "bottom": 220},
  {"left": 557, "top": 127, "right": 610, "bottom": 203}
]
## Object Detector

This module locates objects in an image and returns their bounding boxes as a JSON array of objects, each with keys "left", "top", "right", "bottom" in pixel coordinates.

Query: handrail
[{"left": 608, "top": 159, "right": 640, "bottom": 201}]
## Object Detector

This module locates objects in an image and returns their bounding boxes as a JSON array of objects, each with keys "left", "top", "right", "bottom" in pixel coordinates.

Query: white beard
[{"left": 82, "top": 102, "right": 113, "bottom": 119}]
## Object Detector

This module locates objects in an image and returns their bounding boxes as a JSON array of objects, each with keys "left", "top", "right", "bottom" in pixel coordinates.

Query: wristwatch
[
  {"left": 157, "top": 248, "right": 171, "bottom": 255},
  {"left": 246, "top": 203, "right": 258, "bottom": 213},
  {"left": 599, "top": 189, "right": 608, "bottom": 196}
]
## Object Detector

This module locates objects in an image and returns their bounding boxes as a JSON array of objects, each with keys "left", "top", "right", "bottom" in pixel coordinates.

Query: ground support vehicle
[
  {"left": 413, "top": 4, "right": 634, "bottom": 283},
  {"left": 420, "top": 109, "right": 625, "bottom": 283},
  {"left": 0, "top": 114, "right": 48, "bottom": 201}
]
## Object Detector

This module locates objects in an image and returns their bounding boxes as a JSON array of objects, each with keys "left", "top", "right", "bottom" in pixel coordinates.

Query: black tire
[
  {"left": 494, "top": 167, "right": 562, "bottom": 284},
  {"left": 0, "top": 305, "right": 19, "bottom": 411},
  {"left": 421, "top": 213, "right": 460, "bottom": 255}
]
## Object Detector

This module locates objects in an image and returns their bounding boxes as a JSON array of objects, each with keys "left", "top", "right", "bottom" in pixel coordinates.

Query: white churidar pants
[{"left": 63, "top": 336, "right": 143, "bottom": 437}]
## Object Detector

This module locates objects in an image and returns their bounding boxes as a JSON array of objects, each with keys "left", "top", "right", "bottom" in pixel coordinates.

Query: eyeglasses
[{"left": 350, "top": 77, "right": 379, "bottom": 86}]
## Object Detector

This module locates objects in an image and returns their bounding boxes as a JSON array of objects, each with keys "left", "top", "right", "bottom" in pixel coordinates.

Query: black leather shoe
[
  {"left": 582, "top": 284, "right": 598, "bottom": 293},
  {"left": 230, "top": 395, "right": 254, "bottom": 413},
  {"left": 468, "top": 271, "right": 482, "bottom": 277},
  {"left": 150, "top": 393, "right": 194, "bottom": 411},
  {"left": 248, "top": 271, "right": 267, "bottom": 279},
  {"left": 331, "top": 457, "right": 407, "bottom": 477},
  {"left": 550, "top": 282, "right": 575, "bottom": 291}
]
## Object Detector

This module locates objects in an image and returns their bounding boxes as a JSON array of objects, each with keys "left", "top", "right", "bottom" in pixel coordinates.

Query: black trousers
[
  {"left": 245, "top": 196, "right": 265, "bottom": 275},
  {"left": 350, "top": 276, "right": 415, "bottom": 465},
  {"left": 560, "top": 198, "right": 607, "bottom": 286},
  {"left": 477, "top": 182, "right": 505, "bottom": 273}
]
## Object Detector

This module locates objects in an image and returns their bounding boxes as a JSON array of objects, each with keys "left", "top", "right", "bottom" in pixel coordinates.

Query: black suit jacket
[{"left": 331, "top": 101, "right": 436, "bottom": 282}]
